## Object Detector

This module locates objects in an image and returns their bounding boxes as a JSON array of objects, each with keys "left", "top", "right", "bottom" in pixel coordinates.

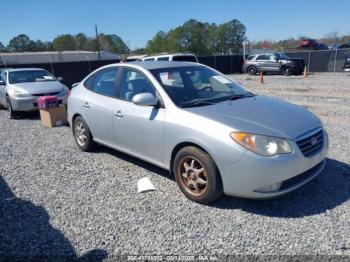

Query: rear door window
[
  {"left": 84, "top": 74, "right": 95, "bottom": 90},
  {"left": 91, "top": 67, "right": 119, "bottom": 97},
  {"left": 256, "top": 55, "right": 269, "bottom": 61}
]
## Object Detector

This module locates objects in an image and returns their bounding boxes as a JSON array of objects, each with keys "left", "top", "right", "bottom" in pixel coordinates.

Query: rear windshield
[
  {"left": 172, "top": 55, "right": 198, "bottom": 62},
  {"left": 9, "top": 70, "right": 56, "bottom": 84}
]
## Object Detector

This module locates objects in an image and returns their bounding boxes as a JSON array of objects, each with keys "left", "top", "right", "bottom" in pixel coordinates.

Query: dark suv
[{"left": 243, "top": 53, "right": 305, "bottom": 76}]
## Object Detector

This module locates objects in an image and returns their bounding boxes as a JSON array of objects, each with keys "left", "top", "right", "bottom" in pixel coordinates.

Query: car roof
[
  {"left": 5, "top": 68, "right": 47, "bottom": 72},
  {"left": 127, "top": 61, "right": 200, "bottom": 70},
  {"left": 144, "top": 53, "right": 196, "bottom": 58}
]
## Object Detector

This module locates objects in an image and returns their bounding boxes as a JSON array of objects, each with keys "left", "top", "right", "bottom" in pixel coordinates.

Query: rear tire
[
  {"left": 173, "top": 146, "right": 223, "bottom": 204},
  {"left": 73, "top": 116, "right": 96, "bottom": 152},
  {"left": 247, "top": 66, "right": 257, "bottom": 75}
]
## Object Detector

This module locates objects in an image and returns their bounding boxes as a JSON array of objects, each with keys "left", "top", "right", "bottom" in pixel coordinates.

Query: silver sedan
[
  {"left": 0, "top": 68, "right": 69, "bottom": 118},
  {"left": 67, "top": 62, "right": 328, "bottom": 204}
]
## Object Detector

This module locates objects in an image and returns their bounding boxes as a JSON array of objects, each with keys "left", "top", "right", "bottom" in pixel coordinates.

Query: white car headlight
[
  {"left": 60, "top": 86, "right": 69, "bottom": 95},
  {"left": 8, "top": 89, "right": 32, "bottom": 98},
  {"left": 230, "top": 132, "right": 292, "bottom": 156}
]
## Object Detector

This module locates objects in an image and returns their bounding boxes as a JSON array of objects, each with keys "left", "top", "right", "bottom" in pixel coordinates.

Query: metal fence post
[
  {"left": 86, "top": 56, "right": 92, "bottom": 73},
  {"left": 333, "top": 49, "right": 338, "bottom": 73},
  {"left": 308, "top": 51, "right": 311, "bottom": 73},
  {"left": 48, "top": 56, "right": 54, "bottom": 75}
]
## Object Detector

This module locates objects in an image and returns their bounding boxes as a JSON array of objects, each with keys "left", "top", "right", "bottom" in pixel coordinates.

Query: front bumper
[
  {"left": 10, "top": 94, "right": 68, "bottom": 111},
  {"left": 217, "top": 130, "right": 329, "bottom": 199}
]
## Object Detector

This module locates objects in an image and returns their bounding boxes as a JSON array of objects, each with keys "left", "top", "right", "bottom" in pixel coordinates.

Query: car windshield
[
  {"left": 151, "top": 66, "right": 253, "bottom": 107},
  {"left": 276, "top": 53, "right": 290, "bottom": 60},
  {"left": 9, "top": 70, "right": 56, "bottom": 84}
]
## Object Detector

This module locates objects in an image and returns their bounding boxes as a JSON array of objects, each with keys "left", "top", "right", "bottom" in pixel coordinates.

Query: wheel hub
[{"left": 178, "top": 157, "right": 208, "bottom": 196}]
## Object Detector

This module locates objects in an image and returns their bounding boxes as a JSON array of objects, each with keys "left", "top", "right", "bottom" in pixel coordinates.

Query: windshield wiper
[
  {"left": 180, "top": 101, "right": 216, "bottom": 108},
  {"left": 226, "top": 93, "right": 255, "bottom": 101}
]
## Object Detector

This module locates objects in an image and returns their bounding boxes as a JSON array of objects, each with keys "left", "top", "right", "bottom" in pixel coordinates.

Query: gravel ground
[{"left": 0, "top": 73, "right": 349, "bottom": 260}]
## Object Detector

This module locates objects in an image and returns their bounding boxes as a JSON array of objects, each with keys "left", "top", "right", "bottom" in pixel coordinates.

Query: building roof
[
  {"left": 0, "top": 51, "right": 120, "bottom": 65},
  {"left": 5, "top": 68, "right": 48, "bottom": 72}
]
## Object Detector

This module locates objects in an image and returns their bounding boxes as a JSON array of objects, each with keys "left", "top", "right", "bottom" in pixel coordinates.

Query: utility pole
[{"left": 95, "top": 25, "right": 101, "bottom": 61}]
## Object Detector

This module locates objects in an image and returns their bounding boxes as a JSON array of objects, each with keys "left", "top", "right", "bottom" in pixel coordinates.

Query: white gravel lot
[{"left": 0, "top": 72, "right": 349, "bottom": 260}]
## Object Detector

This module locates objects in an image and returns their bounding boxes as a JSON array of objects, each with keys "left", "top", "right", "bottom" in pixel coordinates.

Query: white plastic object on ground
[{"left": 137, "top": 177, "right": 156, "bottom": 193}]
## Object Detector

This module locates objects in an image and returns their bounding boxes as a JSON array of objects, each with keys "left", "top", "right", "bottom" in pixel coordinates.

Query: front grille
[
  {"left": 32, "top": 92, "right": 60, "bottom": 97},
  {"left": 296, "top": 129, "right": 324, "bottom": 157},
  {"left": 280, "top": 161, "right": 324, "bottom": 190}
]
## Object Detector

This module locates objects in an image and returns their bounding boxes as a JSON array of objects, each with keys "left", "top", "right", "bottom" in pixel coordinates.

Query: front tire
[
  {"left": 6, "top": 97, "right": 17, "bottom": 119},
  {"left": 282, "top": 66, "right": 292, "bottom": 76},
  {"left": 73, "top": 116, "right": 96, "bottom": 152},
  {"left": 173, "top": 146, "right": 223, "bottom": 204}
]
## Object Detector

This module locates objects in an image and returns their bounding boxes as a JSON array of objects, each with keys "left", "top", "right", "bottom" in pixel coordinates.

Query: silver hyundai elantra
[{"left": 67, "top": 62, "right": 328, "bottom": 204}]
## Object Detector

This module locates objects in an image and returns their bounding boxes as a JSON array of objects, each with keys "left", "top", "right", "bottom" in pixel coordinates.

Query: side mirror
[
  {"left": 57, "top": 77, "right": 64, "bottom": 81},
  {"left": 72, "top": 82, "right": 80, "bottom": 88},
  {"left": 132, "top": 93, "right": 158, "bottom": 107},
  {"left": 274, "top": 58, "right": 279, "bottom": 62},
  {"left": 0, "top": 80, "right": 5, "bottom": 86}
]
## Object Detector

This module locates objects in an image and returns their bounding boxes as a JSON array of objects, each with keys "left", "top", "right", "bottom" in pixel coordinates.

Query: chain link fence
[
  {"left": 0, "top": 49, "right": 349, "bottom": 88},
  {"left": 285, "top": 49, "right": 350, "bottom": 72}
]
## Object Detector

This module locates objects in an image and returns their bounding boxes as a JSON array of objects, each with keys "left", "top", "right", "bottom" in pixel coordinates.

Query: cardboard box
[{"left": 39, "top": 105, "right": 68, "bottom": 128}]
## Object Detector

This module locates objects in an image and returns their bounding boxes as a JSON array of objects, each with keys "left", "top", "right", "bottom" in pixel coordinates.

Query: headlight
[
  {"left": 8, "top": 89, "right": 32, "bottom": 98},
  {"left": 60, "top": 86, "right": 70, "bottom": 95},
  {"left": 230, "top": 132, "right": 292, "bottom": 156}
]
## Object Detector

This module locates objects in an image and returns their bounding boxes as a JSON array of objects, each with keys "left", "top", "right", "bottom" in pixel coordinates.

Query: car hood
[
  {"left": 184, "top": 95, "right": 322, "bottom": 140},
  {"left": 10, "top": 81, "right": 64, "bottom": 95}
]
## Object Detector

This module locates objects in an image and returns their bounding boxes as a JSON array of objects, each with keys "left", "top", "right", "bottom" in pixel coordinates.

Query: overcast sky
[{"left": 1, "top": 0, "right": 348, "bottom": 49}]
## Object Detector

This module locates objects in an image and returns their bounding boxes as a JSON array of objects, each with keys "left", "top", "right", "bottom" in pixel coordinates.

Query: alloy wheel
[
  {"left": 75, "top": 121, "right": 87, "bottom": 147},
  {"left": 178, "top": 156, "right": 208, "bottom": 197}
]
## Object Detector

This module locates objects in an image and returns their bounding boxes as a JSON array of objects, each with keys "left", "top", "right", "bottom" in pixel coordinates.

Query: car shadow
[
  {"left": 91, "top": 146, "right": 350, "bottom": 218},
  {"left": 0, "top": 176, "right": 108, "bottom": 261},
  {"left": 212, "top": 158, "right": 350, "bottom": 218},
  {"left": 8, "top": 111, "right": 41, "bottom": 120},
  {"left": 93, "top": 145, "right": 173, "bottom": 180}
]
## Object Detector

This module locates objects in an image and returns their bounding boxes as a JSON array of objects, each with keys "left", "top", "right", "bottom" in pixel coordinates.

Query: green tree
[
  {"left": 0, "top": 42, "right": 6, "bottom": 52},
  {"left": 7, "top": 34, "right": 37, "bottom": 52},
  {"left": 98, "top": 34, "right": 129, "bottom": 54},
  {"left": 52, "top": 34, "right": 77, "bottom": 51},
  {"left": 146, "top": 31, "right": 168, "bottom": 53},
  {"left": 75, "top": 33, "right": 88, "bottom": 50},
  {"left": 145, "top": 19, "right": 246, "bottom": 55}
]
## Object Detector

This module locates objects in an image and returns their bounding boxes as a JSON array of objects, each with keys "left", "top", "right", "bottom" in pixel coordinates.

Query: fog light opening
[{"left": 254, "top": 182, "right": 282, "bottom": 193}]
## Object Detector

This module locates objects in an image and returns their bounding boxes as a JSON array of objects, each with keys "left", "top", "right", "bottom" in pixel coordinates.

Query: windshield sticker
[
  {"left": 212, "top": 76, "right": 232, "bottom": 84},
  {"left": 43, "top": 76, "right": 54, "bottom": 80}
]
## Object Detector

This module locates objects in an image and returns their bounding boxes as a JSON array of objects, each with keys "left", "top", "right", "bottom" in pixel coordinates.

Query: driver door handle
[{"left": 114, "top": 110, "right": 123, "bottom": 118}]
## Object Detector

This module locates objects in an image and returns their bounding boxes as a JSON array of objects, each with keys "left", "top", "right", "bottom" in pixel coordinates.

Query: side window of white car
[
  {"left": 91, "top": 67, "right": 119, "bottom": 97},
  {"left": 119, "top": 68, "right": 156, "bottom": 102},
  {"left": 0, "top": 72, "right": 6, "bottom": 83},
  {"left": 84, "top": 74, "right": 95, "bottom": 90},
  {"left": 157, "top": 57, "right": 170, "bottom": 61}
]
